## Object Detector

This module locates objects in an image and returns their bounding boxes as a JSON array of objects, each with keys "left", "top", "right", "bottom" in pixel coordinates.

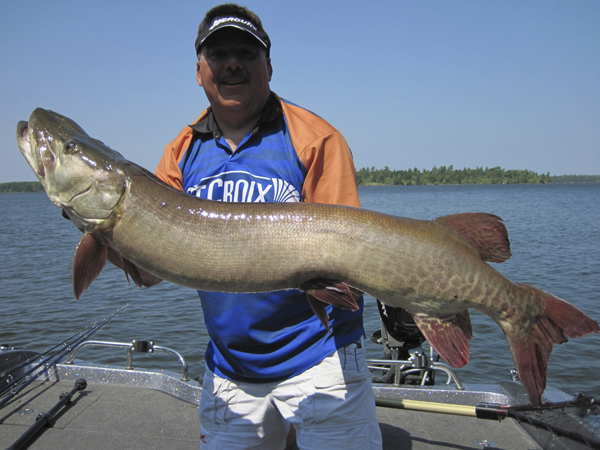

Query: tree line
[
  {"left": 356, "top": 165, "right": 554, "bottom": 186},
  {"left": 550, "top": 174, "right": 600, "bottom": 183},
  {"left": 0, "top": 181, "right": 44, "bottom": 193}
]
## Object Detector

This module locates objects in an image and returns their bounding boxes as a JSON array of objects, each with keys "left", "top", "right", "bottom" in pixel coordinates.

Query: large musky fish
[{"left": 17, "top": 108, "right": 598, "bottom": 405}]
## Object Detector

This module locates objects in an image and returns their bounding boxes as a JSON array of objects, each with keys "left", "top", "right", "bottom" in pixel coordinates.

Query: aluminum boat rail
[
  {"left": 367, "top": 352, "right": 465, "bottom": 389},
  {"left": 64, "top": 339, "right": 190, "bottom": 381}
]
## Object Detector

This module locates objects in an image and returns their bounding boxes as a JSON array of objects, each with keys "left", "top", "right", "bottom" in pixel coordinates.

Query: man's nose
[{"left": 224, "top": 52, "right": 243, "bottom": 69}]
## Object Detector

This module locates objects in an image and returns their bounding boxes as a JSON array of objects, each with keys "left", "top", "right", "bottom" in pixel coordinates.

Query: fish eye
[{"left": 65, "top": 141, "right": 77, "bottom": 153}]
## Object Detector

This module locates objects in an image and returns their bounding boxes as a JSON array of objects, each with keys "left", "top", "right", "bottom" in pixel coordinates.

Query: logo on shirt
[{"left": 186, "top": 171, "right": 301, "bottom": 203}]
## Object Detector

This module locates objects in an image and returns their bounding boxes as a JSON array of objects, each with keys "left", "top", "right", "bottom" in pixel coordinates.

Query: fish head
[{"left": 17, "top": 108, "right": 127, "bottom": 233}]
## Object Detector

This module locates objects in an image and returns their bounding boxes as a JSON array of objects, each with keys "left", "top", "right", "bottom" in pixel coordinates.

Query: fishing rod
[
  {"left": 0, "top": 312, "right": 121, "bottom": 385},
  {"left": 376, "top": 393, "right": 600, "bottom": 449},
  {"left": 0, "top": 310, "right": 116, "bottom": 378},
  {"left": 0, "top": 304, "right": 127, "bottom": 405},
  {"left": 0, "top": 304, "right": 128, "bottom": 409},
  {"left": 0, "top": 304, "right": 128, "bottom": 397}
]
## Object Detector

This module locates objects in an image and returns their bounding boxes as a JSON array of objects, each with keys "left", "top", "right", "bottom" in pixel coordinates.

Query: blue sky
[{"left": 2, "top": 0, "right": 599, "bottom": 183}]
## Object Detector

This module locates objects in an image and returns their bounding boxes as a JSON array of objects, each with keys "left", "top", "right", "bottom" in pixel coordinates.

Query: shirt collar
[{"left": 189, "top": 91, "right": 282, "bottom": 138}]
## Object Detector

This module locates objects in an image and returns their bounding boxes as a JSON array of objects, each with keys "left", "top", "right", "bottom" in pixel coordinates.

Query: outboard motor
[{"left": 371, "top": 301, "right": 435, "bottom": 385}]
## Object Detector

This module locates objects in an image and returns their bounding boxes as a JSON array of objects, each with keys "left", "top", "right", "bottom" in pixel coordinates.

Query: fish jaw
[
  {"left": 17, "top": 108, "right": 127, "bottom": 233},
  {"left": 17, "top": 120, "right": 45, "bottom": 180}
]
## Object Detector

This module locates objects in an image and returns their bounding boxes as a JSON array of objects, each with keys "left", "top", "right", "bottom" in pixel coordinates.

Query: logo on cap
[{"left": 209, "top": 17, "right": 258, "bottom": 31}]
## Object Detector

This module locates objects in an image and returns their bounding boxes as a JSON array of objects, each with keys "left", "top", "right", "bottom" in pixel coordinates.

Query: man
[{"left": 156, "top": 4, "right": 382, "bottom": 449}]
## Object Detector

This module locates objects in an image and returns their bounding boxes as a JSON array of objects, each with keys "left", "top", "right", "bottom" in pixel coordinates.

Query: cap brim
[{"left": 199, "top": 24, "right": 268, "bottom": 49}]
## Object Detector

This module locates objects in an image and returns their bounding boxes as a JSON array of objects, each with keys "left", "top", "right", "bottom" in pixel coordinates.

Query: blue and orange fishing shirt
[{"left": 155, "top": 92, "right": 364, "bottom": 382}]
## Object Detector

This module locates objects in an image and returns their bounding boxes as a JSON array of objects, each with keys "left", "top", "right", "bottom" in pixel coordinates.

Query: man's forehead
[{"left": 202, "top": 28, "right": 263, "bottom": 49}]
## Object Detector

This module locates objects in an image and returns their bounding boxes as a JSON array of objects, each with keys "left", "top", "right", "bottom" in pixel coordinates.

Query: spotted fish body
[{"left": 17, "top": 108, "right": 599, "bottom": 405}]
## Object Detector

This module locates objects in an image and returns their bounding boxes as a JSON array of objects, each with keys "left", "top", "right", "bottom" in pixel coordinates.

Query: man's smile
[{"left": 221, "top": 78, "right": 247, "bottom": 86}]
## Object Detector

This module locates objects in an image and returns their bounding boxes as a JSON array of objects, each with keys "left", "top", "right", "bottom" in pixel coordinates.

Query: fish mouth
[
  {"left": 64, "top": 184, "right": 94, "bottom": 207},
  {"left": 16, "top": 120, "right": 46, "bottom": 179}
]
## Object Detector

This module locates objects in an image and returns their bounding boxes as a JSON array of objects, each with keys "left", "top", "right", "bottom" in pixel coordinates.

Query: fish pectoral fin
[
  {"left": 300, "top": 278, "right": 363, "bottom": 333},
  {"left": 306, "top": 294, "right": 331, "bottom": 334},
  {"left": 506, "top": 283, "right": 599, "bottom": 406},
  {"left": 298, "top": 278, "right": 363, "bottom": 311},
  {"left": 130, "top": 264, "right": 163, "bottom": 288},
  {"left": 106, "top": 245, "right": 163, "bottom": 288},
  {"left": 73, "top": 233, "right": 108, "bottom": 300},
  {"left": 106, "top": 245, "right": 132, "bottom": 284},
  {"left": 413, "top": 310, "right": 473, "bottom": 368},
  {"left": 434, "top": 213, "right": 511, "bottom": 263}
]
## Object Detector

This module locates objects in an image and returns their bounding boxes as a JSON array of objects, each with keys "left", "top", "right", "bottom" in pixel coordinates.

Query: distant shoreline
[
  {"left": 0, "top": 181, "right": 44, "bottom": 193},
  {"left": 355, "top": 166, "right": 600, "bottom": 186},
  {"left": 1, "top": 171, "right": 599, "bottom": 193}
]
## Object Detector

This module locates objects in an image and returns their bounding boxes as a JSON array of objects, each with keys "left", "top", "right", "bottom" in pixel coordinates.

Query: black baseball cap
[{"left": 195, "top": 15, "right": 271, "bottom": 56}]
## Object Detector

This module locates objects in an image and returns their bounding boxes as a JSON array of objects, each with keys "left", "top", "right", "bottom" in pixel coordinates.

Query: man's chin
[
  {"left": 219, "top": 98, "right": 248, "bottom": 109},
  {"left": 215, "top": 91, "right": 251, "bottom": 108},
  {"left": 219, "top": 82, "right": 249, "bottom": 94}
]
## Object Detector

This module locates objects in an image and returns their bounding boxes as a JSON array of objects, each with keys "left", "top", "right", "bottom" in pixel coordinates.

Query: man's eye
[
  {"left": 209, "top": 50, "right": 226, "bottom": 59},
  {"left": 240, "top": 49, "right": 257, "bottom": 59}
]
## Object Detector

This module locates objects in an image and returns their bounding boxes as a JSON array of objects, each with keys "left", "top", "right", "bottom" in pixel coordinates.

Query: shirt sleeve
[
  {"left": 298, "top": 131, "right": 361, "bottom": 207},
  {"left": 155, "top": 115, "right": 205, "bottom": 190},
  {"left": 280, "top": 99, "right": 361, "bottom": 208}
]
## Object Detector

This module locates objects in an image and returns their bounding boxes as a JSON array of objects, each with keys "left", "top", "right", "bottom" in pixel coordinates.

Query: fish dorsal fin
[
  {"left": 73, "top": 233, "right": 107, "bottom": 300},
  {"left": 435, "top": 213, "right": 511, "bottom": 263},
  {"left": 412, "top": 310, "right": 473, "bottom": 368}
]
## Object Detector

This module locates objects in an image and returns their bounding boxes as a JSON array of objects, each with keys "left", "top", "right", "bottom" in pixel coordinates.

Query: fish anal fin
[
  {"left": 435, "top": 213, "right": 511, "bottom": 263},
  {"left": 299, "top": 278, "right": 363, "bottom": 311},
  {"left": 507, "top": 284, "right": 599, "bottom": 406},
  {"left": 413, "top": 310, "right": 473, "bottom": 368},
  {"left": 73, "top": 233, "right": 107, "bottom": 300},
  {"left": 306, "top": 294, "right": 331, "bottom": 334}
]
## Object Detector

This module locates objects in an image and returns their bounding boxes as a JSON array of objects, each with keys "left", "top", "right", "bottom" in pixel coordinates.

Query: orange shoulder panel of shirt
[
  {"left": 155, "top": 111, "right": 208, "bottom": 190},
  {"left": 280, "top": 100, "right": 361, "bottom": 208}
]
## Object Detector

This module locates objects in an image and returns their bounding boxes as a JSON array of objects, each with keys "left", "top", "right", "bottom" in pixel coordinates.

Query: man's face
[{"left": 197, "top": 28, "right": 273, "bottom": 115}]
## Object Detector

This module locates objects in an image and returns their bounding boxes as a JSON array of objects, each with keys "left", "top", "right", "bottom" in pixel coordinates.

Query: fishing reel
[{"left": 371, "top": 300, "right": 435, "bottom": 386}]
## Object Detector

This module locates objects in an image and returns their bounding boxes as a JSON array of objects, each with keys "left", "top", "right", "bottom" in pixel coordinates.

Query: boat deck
[{"left": 1, "top": 378, "right": 542, "bottom": 450}]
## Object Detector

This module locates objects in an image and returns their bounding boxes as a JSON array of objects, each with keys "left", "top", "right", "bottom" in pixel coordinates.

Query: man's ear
[
  {"left": 196, "top": 61, "right": 203, "bottom": 87},
  {"left": 267, "top": 58, "right": 273, "bottom": 82}
]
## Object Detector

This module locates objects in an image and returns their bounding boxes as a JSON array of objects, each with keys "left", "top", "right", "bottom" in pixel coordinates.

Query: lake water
[{"left": 1, "top": 183, "right": 599, "bottom": 399}]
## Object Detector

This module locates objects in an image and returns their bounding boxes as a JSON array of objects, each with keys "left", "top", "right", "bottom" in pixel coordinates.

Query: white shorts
[{"left": 199, "top": 339, "right": 382, "bottom": 450}]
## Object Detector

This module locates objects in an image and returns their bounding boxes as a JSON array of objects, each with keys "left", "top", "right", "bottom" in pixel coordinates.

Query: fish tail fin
[
  {"left": 507, "top": 283, "right": 599, "bottom": 405},
  {"left": 73, "top": 233, "right": 107, "bottom": 300}
]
